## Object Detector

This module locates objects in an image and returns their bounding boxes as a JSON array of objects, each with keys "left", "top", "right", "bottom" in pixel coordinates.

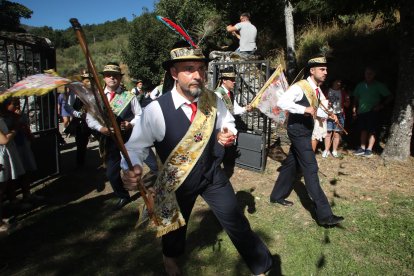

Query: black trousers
[
  {"left": 270, "top": 124, "right": 333, "bottom": 221},
  {"left": 162, "top": 166, "right": 273, "bottom": 275},
  {"left": 105, "top": 138, "right": 130, "bottom": 200},
  {"left": 75, "top": 121, "right": 91, "bottom": 166}
]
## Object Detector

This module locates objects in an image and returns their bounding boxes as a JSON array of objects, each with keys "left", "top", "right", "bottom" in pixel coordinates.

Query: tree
[
  {"left": 382, "top": 0, "right": 414, "bottom": 160},
  {"left": 123, "top": 12, "right": 174, "bottom": 87},
  {"left": 284, "top": 1, "right": 297, "bottom": 81},
  {"left": 0, "top": 0, "right": 32, "bottom": 32}
]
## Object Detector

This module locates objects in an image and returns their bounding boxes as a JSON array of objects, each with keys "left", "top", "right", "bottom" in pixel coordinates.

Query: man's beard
[{"left": 188, "top": 87, "right": 202, "bottom": 98}]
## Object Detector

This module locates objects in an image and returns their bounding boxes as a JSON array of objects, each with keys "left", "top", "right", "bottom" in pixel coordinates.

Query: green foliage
[
  {"left": 57, "top": 34, "right": 128, "bottom": 78},
  {"left": 0, "top": 0, "right": 33, "bottom": 32},
  {"left": 123, "top": 12, "right": 174, "bottom": 87}
]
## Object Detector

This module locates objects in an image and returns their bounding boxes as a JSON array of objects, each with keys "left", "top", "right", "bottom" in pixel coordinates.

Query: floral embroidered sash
[
  {"left": 296, "top": 80, "right": 319, "bottom": 108},
  {"left": 215, "top": 86, "right": 234, "bottom": 114},
  {"left": 146, "top": 89, "right": 217, "bottom": 237},
  {"left": 110, "top": 91, "right": 135, "bottom": 116}
]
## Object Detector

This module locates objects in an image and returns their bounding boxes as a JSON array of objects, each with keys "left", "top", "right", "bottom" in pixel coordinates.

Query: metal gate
[
  {"left": 210, "top": 60, "right": 271, "bottom": 172},
  {"left": 0, "top": 31, "right": 60, "bottom": 183}
]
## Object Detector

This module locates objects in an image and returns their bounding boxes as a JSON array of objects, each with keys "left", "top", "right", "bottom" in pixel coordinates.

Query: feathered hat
[{"left": 162, "top": 41, "right": 210, "bottom": 70}]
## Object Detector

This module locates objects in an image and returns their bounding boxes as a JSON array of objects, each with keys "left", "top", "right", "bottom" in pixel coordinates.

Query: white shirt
[
  {"left": 277, "top": 76, "right": 328, "bottom": 118},
  {"left": 121, "top": 86, "right": 237, "bottom": 169},
  {"left": 215, "top": 85, "right": 246, "bottom": 115},
  {"left": 86, "top": 86, "right": 142, "bottom": 131},
  {"left": 235, "top": 21, "right": 257, "bottom": 52},
  {"left": 149, "top": 85, "right": 163, "bottom": 100}
]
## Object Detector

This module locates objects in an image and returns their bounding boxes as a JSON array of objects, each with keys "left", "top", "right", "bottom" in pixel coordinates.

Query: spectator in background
[
  {"left": 322, "top": 79, "right": 350, "bottom": 158},
  {"left": 352, "top": 66, "right": 393, "bottom": 157},
  {"left": 57, "top": 88, "right": 72, "bottom": 136},
  {"left": 2, "top": 98, "right": 42, "bottom": 208},
  {"left": 0, "top": 111, "right": 25, "bottom": 233},
  {"left": 226, "top": 12, "right": 257, "bottom": 54}
]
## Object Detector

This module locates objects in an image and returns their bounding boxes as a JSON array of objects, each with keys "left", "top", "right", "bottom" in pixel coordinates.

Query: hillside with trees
[{"left": 3, "top": 0, "right": 413, "bottom": 160}]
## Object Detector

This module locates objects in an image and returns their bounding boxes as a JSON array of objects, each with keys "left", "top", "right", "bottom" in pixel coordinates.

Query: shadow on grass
[{"left": 182, "top": 190, "right": 283, "bottom": 275}]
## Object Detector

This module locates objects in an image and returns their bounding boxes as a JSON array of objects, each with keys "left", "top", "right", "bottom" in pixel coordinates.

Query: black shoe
[
  {"left": 270, "top": 198, "right": 294, "bottom": 206},
  {"left": 113, "top": 198, "right": 131, "bottom": 211},
  {"left": 318, "top": 215, "right": 344, "bottom": 226}
]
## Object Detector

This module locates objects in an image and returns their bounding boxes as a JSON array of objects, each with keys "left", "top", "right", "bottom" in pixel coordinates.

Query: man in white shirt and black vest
[
  {"left": 121, "top": 42, "right": 273, "bottom": 276},
  {"left": 86, "top": 62, "right": 146, "bottom": 211},
  {"left": 214, "top": 68, "right": 252, "bottom": 177},
  {"left": 269, "top": 57, "right": 345, "bottom": 227}
]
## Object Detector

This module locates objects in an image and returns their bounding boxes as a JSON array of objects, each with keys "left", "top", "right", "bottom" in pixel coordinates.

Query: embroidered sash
[
  {"left": 142, "top": 89, "right": 217, "bottom": 237},
  {"left": 296, "top": 80, "right": 319, "bottom": 108},
  {"left": 110, "top": 91, "right": 135, "bottom": 116},
  {"left": 215, "top": 87, "right": 234, "bottom": 114}
]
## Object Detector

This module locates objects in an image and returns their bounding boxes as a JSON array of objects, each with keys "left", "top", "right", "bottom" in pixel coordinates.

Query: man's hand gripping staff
[
  {"left": 69, "top": 18, "right": 157, "bottom": 225},
  {"left": 218, "top": 127, "right": 236, "bottom": 147}
]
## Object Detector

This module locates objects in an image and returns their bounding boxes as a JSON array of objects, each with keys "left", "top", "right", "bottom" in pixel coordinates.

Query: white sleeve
[
  {"left": 277, "top": 84, "right": 307, "bottom": 114},
  {"left": 216, "top": 97, "right": 237, "bottom": 135},
  {"left": 149, "top": 87, "right": 159, "bottom": 100},
  {"left": 129, "top": 96, "right": 142, "bottom": 127},
  {"left": 233, "top": 100, "right": 246, "bottom": 115},
  {"left": 86, "top": 113, "right": 103, "bottom": 131},
  {"left": 121, "top": 101, "right": 165, "bottom": 170}
]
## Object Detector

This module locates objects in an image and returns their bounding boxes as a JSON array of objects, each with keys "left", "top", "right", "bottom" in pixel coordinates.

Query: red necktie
[
  {"left": 109, "top": 91, "right": 116, "bottom": 102},
  {"left": 185, "top": 102, "right": 198, "bottom": 123},
  {"left": 227, "top": 91, "right": 231, "bottom": 98},
  {"left": 315, "top": 87, "right": 320, "bottom": 98}
]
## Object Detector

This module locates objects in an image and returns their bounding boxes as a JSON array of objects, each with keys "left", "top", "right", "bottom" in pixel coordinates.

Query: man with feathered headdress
[{"left": 121, "top": 41, "right": 272, "bottom": 276}]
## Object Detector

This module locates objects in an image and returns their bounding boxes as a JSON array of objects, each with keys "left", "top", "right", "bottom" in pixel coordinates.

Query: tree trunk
[
  {"left": 382, "top": 0, "right": 414, "bottom": 160},
  {"left": 284, "top": 1, "right": 297, "bottom": 82}
]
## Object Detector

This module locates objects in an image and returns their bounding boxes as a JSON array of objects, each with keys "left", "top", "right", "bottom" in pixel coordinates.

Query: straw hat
[
  {"left": 162, "top": 42, "right": 210, "bottom": 70},
  {"left": 100, "top": 62, "right": 124, "bottom": 75}
]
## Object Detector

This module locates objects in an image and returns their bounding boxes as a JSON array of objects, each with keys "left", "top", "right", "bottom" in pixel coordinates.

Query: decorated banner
[
  {"left": 251, "top": 65, "right": 289, "bottom": 124},
  {"left": 67, "top": 82, "right": 108, "bottom": 127},
  {"left": 0, "top": 72, "right": 71, "bottom": 103}
]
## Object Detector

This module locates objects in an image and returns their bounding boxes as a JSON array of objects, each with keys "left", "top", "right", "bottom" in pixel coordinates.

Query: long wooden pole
[{"left": 69, "top": 18, "right": 156, "bottom": 224}]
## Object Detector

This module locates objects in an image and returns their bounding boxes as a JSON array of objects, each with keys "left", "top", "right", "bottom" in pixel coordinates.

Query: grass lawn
[{"left": 1, "top": 143, "right": 413, "bottom": 275}]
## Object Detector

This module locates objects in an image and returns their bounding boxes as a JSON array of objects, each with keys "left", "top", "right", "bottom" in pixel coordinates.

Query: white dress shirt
[
  {"left": 86, "top": 86, "right": 142, "bottom": 131},
  {"left": 215, "top": 85, "right": 246, "bottom": 115},
  {"left": 121, "top": 86, "right": 237, "bottom": 169},
  {"left": 277, "top": 76, "right": 328, "bottom": 118}
]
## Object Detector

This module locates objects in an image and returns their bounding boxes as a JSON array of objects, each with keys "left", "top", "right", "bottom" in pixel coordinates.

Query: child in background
[{"left": 0, "top": 113, "right": 25, "bottom": 233}]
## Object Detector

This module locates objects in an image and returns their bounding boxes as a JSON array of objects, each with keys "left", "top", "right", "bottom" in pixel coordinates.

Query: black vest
[
  {"left": 154, "top": 93, "right": 222, "bottom": 182},
  {"left": 287, "top": 90, "right": 314, "bottom": 132}
]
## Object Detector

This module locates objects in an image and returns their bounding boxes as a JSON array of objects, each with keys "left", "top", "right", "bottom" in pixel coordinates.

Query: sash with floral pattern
[
  {"left": 296, "top": 80, "right": 319, "bottom": 108},
  {"left": 110, "top": 91, "right": 135, "bottom": 116},
  {"left": 143, "top": 89, "right": 217, "bottom": 237},
  {"left": 215, "top": 86, "right": 234, "bottom": 114}
]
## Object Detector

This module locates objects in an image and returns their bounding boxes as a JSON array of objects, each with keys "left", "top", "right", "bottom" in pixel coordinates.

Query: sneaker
[
  {"left": 322, "top": 150, "right": 330, "bottom": 158},
  {"left": 332, "top": 151, "right": 341, "bottom": 158},
  {"left": 363, "top": 149, "right": 373, "bottom": 157},
  {"left": 353, "top": 148, "right": 366, "bottom": 156}
]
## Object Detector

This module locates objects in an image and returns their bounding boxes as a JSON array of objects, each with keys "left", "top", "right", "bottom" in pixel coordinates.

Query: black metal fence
[{"left": 0, "top": 31, "right": 60, "bottom": 183}]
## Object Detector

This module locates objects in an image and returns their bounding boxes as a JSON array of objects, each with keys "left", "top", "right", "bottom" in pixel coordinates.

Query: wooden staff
[
  {"left": 69, "top": 18, "right": 156, "bottom": 225},
  {"left": 318, "top": 101, "right": 348, "bottom": 135}
]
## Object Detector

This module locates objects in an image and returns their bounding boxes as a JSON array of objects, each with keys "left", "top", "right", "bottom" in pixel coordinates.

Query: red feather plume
[{"left": 156, "top": 16, "right": 198, "bottom": 48}]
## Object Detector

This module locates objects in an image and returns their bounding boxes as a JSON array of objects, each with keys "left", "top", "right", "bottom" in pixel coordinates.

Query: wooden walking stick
[
  {"left": 69, "top": 18, "right": 157, "bottom": 225},
  {"left": 318, "top": 101, "right": 348, "bottom": 135}
]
